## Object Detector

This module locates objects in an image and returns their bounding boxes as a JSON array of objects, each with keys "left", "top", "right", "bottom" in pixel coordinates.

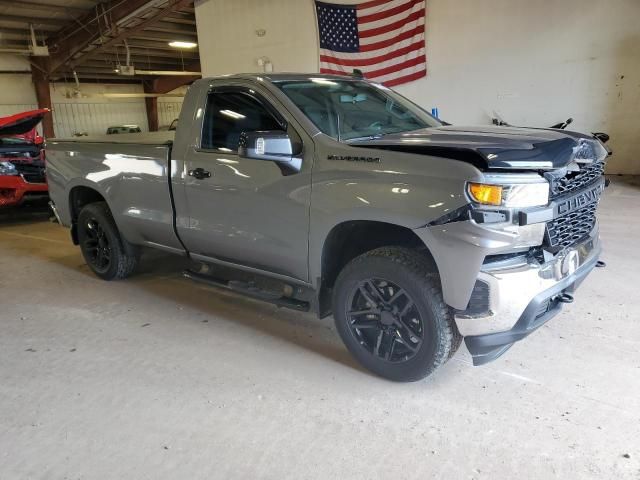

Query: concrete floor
[{"left": 1, "top": 178, "right": 639, "bottom": 480}]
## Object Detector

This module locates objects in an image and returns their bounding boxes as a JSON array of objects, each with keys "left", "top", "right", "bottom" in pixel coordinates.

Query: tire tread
[
  {"left": 78, "top": 202, "right": 139, "bottom": 280},
  {"left": 334, "top": 246, "right": 461, "bottom": 381}
]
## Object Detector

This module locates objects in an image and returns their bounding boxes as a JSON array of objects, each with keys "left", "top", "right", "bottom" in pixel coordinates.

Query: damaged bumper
[
  {"left": 414, "top": 199, "right": 602, "bottom": 366},
  {"left": 457, "top": 227, "right": 601, "bottom": 365},
  {"left": 0, "top": 175, "right": 48, "bottom": 207}
]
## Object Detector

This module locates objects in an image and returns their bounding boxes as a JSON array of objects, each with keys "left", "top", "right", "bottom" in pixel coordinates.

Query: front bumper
[
  {"left": 457, "top": 227, "right": 601, "bottom": 365},
  {"left": 0, "top": 175, "right": 48, "bottom": 207}
]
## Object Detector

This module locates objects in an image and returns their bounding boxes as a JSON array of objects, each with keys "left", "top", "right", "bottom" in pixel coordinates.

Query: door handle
[{"left": 188, "top": 167, "right": 211, "bottom": 180}]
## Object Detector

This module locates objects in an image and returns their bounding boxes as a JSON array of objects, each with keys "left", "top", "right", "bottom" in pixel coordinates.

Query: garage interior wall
[
  {"left": 0, "top": 55, "right": 184, "bottom": 137},
  {"left": 0, "top": 55, "right": 38, "bottom": 117},
  {"left": 194, "top": 0, "right": 640, "bottom": 174}
]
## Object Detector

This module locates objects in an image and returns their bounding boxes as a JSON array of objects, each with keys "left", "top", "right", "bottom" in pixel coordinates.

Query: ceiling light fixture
[{"left": 168, "top": 41, "right": 198, "bottom": 49}]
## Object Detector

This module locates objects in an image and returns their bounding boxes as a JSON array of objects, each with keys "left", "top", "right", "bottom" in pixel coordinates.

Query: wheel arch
[
  {"left": 315, "top": 219, "right": 439, "bottom": 318},
  {"left": 68, "top": 184, "right": 109, "bottom": 245}
]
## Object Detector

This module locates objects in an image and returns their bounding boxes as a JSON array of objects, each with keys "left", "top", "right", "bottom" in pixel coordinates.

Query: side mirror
[{"left": 238, "top": 130, "right": 302, "bottom": 173}]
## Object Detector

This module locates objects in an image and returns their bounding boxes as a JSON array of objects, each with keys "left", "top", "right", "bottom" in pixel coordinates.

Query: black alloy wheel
[
  {"left": 346, "top": 278, "right": 424, "bottom": 363},
  {"left": 81, "top": 217, "right": 112, "bottom": 274},
  {"left": 77, "top": 202, "right": 139, "bottom": 280},
  {"left": 332, "top": 247, "right": 461, "bottom": 382}
]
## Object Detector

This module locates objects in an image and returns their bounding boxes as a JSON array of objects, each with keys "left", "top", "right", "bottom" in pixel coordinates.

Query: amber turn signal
[{"left": 468, "top": 183, "right": 503, "bottom": 206}]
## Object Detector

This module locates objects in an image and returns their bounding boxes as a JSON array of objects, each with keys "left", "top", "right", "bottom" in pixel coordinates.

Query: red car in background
[{"left": 0, "top": 109, "right": 50, "bottom": 207}]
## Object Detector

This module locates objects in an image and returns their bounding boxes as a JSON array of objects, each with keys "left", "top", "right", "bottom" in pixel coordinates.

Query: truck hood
[
  {"left": 0, "top": 109, "right": 49, "bottom": 138},
  {"left": 350, "top": 125, "right": 599, "bottom": 170}
]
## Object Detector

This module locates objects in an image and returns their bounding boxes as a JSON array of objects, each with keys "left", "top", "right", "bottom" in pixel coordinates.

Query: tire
[
  {"left": 332, "top": 247, "right": 460, "bottom": 382},
  {"left": 77, "top": 202, "right": 139, "bottom": 280}
]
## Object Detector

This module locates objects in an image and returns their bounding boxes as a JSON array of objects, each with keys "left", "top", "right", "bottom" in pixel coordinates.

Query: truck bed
[
  {"left": 51, "top": 131, "right": 175, "bottom": 145},
  {"left": 45, "top": 133, "right": 184, "bottom": 254}
]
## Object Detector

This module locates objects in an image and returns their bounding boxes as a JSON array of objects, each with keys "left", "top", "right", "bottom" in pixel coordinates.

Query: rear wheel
[
  {"left": 77, "top": 202, "right": 139, "bottom": 280},
  {"left": 332, "top": 247, "right": 460, "bottom": 382}
]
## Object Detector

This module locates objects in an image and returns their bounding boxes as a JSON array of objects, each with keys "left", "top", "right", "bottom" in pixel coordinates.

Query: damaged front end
[
  {"left": 413, "top": 137, "right": 609, "bottom": 365},
  {"left": 0, "top": 109, "right": 49, "bottom": 208}
]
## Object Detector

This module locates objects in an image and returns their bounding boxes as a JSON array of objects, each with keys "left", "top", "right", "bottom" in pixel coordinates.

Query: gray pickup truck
[{"left": 46, "top": 74, "right": 609, "bottom": 382}]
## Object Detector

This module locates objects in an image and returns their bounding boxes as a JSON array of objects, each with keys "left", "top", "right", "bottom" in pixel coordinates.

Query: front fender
[{"left": 308, "top": 162, "right": 479, "bottom": 286}]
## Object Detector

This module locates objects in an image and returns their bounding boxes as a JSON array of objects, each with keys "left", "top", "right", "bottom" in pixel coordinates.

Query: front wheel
[
  {"left": 77, "top": 202, "right": 139, "bottom": 280},
  {"left": 332, "top": 247, "right": 461, "bottom": 382}
]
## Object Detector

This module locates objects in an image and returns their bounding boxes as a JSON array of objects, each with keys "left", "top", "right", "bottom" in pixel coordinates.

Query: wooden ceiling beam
[
  {"left": 0, "top": 0, "right": 89, "bottom": 16},
  {"left": 126, "top": 29, "right": 196, "bottom": 41},
  {"left": 159, "top": 16, "right": 196, "bottom": 26},
  {"left": 80, "top": 58, "right": 191, "bottom": 69},
  {"left": 0, "top": 14, "right": 66, "bottom": 27},
  {"left": 148, "top": 60, "right": 200, "bottom": 94},
  {"left": 67, "top": 0, "right": 195, "bottom": 70},
  {"left": 121, "top": 37, "right": 198, "bottom": 52},
  {"left": 0, "top": 26, "right": 57, "bottom": 37},
  {"left": 45, "top": 0, "right": 154, "bottom": 74},
  {"left": 145, "top": 26, "right": 196, "bottom": 36},
  {"left": 104, "top": 46, "right": 198, "bottom": 58}
]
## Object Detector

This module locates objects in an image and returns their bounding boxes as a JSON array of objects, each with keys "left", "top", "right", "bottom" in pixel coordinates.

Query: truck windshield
[{"left": 274, "top": 78, "right": 441, "bottom": 141}]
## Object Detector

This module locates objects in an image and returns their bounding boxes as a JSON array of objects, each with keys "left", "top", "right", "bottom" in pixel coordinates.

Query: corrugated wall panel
[
  {"left": 51, "top": 101, "right": 149, "bottom": 138},
  {"left": 0, "top": 99, "right": 184, "bottom": 137},
  {"left": 0, "top": 104, "right": 38, "bottom": 116}
]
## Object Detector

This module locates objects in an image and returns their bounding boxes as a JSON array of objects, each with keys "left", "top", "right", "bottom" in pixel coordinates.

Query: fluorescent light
[
  {"left": 169, "top": 41, "right": 197, "bottom": 49},
  {"left": 220, "top": 109, "right": 245, "bottom": 120}
]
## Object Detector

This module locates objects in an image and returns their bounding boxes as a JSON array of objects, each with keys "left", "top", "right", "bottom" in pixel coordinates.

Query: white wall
[
  {"left": 49, "top": 82, "right": 149, "bottom": 137},
  {"left": 0, "top": 54, "right": 38, "bottom": 115},
  {"left": 195, "top": 0, "right": 640, "bottom": 174},
  {"left": 0, "top": 62, "right": 186, "bottom": 137},
  {"left": 49, "top": 84, "right": 185, "bottom": 136}
]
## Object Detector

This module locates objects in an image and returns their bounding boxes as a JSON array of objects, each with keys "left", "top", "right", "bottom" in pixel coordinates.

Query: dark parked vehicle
[
  {"left": 46, "top": 74, "right": 609, "bottom": 381},
  {"left": 106, "top": 125, "right": 141, "bottom": 135}
]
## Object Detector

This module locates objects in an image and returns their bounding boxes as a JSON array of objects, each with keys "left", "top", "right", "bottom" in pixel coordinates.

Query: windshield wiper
[{"left": 345, "top": 133, "right": 386, "bottom": 142}]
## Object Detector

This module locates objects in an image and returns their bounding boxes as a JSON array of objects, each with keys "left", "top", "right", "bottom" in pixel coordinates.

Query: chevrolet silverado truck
[
  {"left": 46, "top": 74, "right": 609, "bottom": 382},
  {"left": 0, "top": 109, "right": 49, "bottom": 207}
]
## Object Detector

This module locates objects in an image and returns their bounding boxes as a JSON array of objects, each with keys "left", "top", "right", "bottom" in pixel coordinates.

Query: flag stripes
[{"left": 316, "top": 0, "right": 426, "bottom": 86}]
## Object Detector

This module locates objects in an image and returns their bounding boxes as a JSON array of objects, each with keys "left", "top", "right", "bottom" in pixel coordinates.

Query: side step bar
[{"left": 183, "top": 269, "right": 311, "bottom": 312}]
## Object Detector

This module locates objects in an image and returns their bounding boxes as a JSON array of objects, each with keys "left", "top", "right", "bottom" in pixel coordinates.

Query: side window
[{"left": 201, "top": 91, "right": 282, "bottom": 151}]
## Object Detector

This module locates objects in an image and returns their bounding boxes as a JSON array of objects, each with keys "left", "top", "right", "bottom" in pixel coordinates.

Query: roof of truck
[{"left": 198, "top": 72, "right": 367, "bottom": 83}]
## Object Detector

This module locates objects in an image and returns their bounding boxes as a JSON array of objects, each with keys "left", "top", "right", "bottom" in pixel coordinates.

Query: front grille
[
  {"left": 546, "top": 202, "right": 597, "bottom": 250},
  {"left": 543, "top": 157, "right": 605, "bottom": 251},
  {"left": 12, "top": 162, "right": 46, "bottom": 184},
  {"left": 550, "top": 161, "right": 605, "bottom": 198}
]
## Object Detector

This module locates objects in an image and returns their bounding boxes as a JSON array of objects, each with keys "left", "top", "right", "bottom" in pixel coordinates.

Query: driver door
[{"left": 177, "top": 86, "right": 312, "bottom": 282}]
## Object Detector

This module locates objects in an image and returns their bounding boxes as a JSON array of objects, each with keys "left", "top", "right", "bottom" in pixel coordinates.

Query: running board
[{"left": 183, "top": 270, "right": 311, "bottom": 312}]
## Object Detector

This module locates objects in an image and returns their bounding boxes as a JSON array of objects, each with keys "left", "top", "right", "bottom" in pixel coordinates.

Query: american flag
[{"left": 315, "top": 0, "right": 426, "bottom": 87}]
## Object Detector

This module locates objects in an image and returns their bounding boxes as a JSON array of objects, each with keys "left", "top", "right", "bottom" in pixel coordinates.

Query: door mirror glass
[{"left": 238, "top": 130, "right": 302, "bottom": 172}]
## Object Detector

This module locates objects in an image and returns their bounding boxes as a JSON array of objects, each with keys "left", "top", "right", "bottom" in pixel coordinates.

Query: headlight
[
  {"left": 0, "top": 161, "right": 18, "bottom": 176},
  {"left": 467, "top": 180, "right": 549, "bottom": 208}
]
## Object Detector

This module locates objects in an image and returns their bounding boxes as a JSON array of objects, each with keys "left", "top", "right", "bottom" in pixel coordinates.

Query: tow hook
[
  {"left": 557, "top": 293, "right": 574, "bottom": 304},
  {"left": 596, "top": 260, "right": 606, "bottom": 268}
]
